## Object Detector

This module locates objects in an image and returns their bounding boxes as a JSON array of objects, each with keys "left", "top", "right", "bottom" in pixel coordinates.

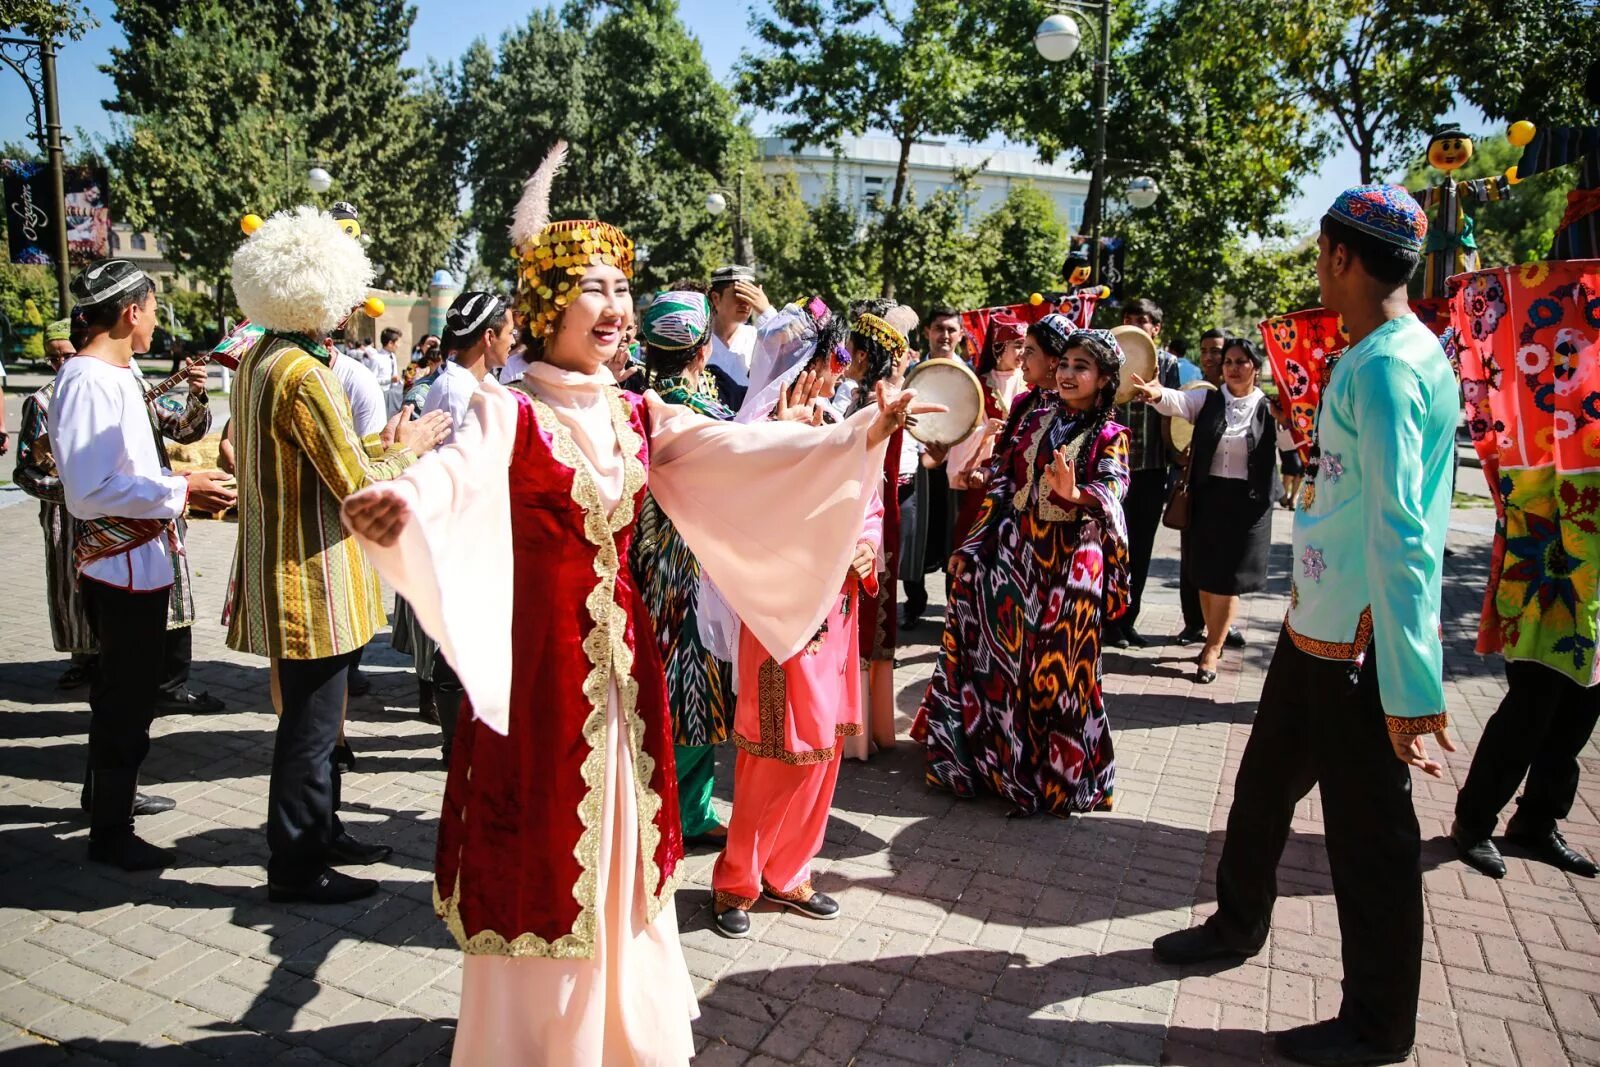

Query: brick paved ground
[{"left": 0, "top": 485, "right": 1595, "bottom": 1066}]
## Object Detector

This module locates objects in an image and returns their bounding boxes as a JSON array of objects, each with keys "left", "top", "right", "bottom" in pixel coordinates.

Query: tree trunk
[{"left": 880, "top": 132, "right": 916, "bottom": 300}]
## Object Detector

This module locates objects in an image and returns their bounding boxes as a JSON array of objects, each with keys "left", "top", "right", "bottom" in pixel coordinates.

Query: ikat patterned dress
[
  {"left": 630, "top": 375, "right": 736, "bottom": 747},
  {"left": 912, "top": 396, "right": 1130, "bottom": 816}
]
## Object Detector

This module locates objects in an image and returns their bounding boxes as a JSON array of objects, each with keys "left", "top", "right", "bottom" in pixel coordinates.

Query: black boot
[
  {"left": 86, "top": 769, "right": 172, "bottom": 872},
  {"left": 436, "top": 687, "right": 463, "bottom": 766}
]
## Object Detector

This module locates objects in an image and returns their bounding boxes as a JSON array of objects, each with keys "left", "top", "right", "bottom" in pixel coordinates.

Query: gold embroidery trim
[
  {"left": 1013, "top": 410, "right": 1088, "bottom": 521},
  {"left": 715, "top": 889, "right": 757, "bottom": 912},
  {"left": 762, "top": 879, "right": 815, "bottom": 902},
  {"left": 1285, "top": 605, "right": 1374, "bottom": 663},
  {"left": 1387, "top": 712, "right": 1448, "bottom": 736},
  {"left": 730, "top": 656, "right": 856, "bottom": 765}
]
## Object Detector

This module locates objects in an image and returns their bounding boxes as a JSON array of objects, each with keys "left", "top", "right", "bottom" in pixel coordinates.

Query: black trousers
[
  {"left": 268, "top": 651, "right": 358, "bottom": 884},
  {"left": 1455, "top": 661, "right": 1599, "bottom": 840},
  {"left": 898, "top": 479, "right": 926, "bottom": 611},
  {"left": 1207, "top": 629, "right": 1421, "bottom": 1049},
  {"left": 161, "top": 624, "right": 191, "bottom": 696},
  {"left": 82, "top": 581, "right": 170, "bottom": 838},
  {"left": 1178, "top": 530, "right": 1203, "bottom": 631},
  {"left": 1121, "top": 467, "right": 1167, "bottom": 631}
]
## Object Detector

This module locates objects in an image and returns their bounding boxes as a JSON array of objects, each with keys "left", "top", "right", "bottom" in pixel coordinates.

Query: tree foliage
[
  {"left": 738, "top": 0, "right": 998, "bottom": 297},
  {"left": 0, "top": 0, "right": 93, "bottom": 39},
  {"left": 451, "top": 0, "right": 743, "bottom": 293},
  {"left": 1424, "top": 0, "right": 1600, "bottom": 126},
  {"left": 975, "top": 185, "right": 1069, "bottom": 308},
  {"left": 104, "top": 0, "right": 460, "bottom": 317}
]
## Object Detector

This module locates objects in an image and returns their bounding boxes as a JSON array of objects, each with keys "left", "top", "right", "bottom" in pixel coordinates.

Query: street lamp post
[
  {"left": 1, "top": 34, "right": 72, "bottom": 316},
  {"left": 705, "top": 170, "right": 753, "bottom": 267},
  {"left": 282, "top": 137, "right": 334, "bottom": 196}
]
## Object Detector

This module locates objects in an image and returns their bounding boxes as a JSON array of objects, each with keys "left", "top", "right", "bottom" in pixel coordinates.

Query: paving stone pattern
[{"left": 0, "top": 494, "right": 1595, "bottom": 1066}]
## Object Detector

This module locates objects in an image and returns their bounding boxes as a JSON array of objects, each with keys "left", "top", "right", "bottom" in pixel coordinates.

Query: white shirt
[
  {"left": 499, "top": 349, "right": 531, "bottom": 386},
  {"left": 50, "top": 354, "right": 189, "bottom": 591},
  {"left": 708, "top": 308, "right": 776, "bottom": 388},
  {"left": 364, "top": 346, "right": 399, "bottom": 386},
  {"left": 330, "top": 352, "right": 387, "bottom": 437},
  {"left": 421, "top": 360, "right": 482, "bottom": 444},
  {"left": 1154, "top": 385, "right": 1268, "bottom": 481}
]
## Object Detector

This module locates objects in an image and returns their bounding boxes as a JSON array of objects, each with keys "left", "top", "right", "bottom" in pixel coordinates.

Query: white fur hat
[{"left": 231, "top": 206, "right": 374, "bottom": 335}]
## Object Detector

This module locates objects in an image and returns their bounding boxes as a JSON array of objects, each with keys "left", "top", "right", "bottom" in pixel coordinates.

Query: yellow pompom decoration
[
  {"left": 241, "top": 213, "right": 263, "bottom": 235},
  {"left": 362, "top": 296, "right": 386, "bottom": 317},
  {"left": 1507, "top": 121, "right": 1536, "bottom": 148},
  {"left": 1505, "top": 166, "right": 1521, "bottom": 186},
  {"left": 1029, "top": 292, "right": 1044, "bottom": 306}
]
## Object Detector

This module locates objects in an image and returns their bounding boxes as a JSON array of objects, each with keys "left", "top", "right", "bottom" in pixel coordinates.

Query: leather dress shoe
[
  {"left": 713, "top": 907, "right": 751, "bottom": 939},
  {"left": 81, "top": 788, "right": 176, "bottom": 818},
  {"left": 1224, "top": 627, "right": 1246, "bottom": 649},
  {"left": 57, "top": 664, "right": 93, "bottom": 690},
  {"left": 1176, "top": 625, "right": 1206, "bottom": 645},
  {"left": 763, "top": 887, "right": 840, "bottom": 920},
  {"left": 1106, "top": 626, "right": 1131, "bottom": 650},
  {"left": 325, "top": 832, "right": 392, "bottom": 867},
  {"left": 268, "top": 868, "right": 378, "bottom": 904},
  {"left": 1506, "top": 824, "right": 1598, "bottom": 877},
  {"left": 1274, "top": 1018, "right": 1410, "bottom": 1066},
  {"left": 1450, "top": 819, "right": 1505, "bottom": 879},
  {"left": 333, "top": 742, "right": 357, "bottom": 773},
  {"left": 1122, "top": 627, "right": 1149, "bottom": 648},
  {"left": 88, "top": 832, "right": 173, "bottom": 872},
  {"left": 154, "top": 689, "right": 226, "bottom": 716},
  {"left": 1152, "top": 923, "right": 1257, "bottom": 965}
]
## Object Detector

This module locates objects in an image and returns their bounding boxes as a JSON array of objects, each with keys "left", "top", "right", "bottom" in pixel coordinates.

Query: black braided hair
[{"left": 1056, "top": 329, "right": 1123, "bottom": 483}]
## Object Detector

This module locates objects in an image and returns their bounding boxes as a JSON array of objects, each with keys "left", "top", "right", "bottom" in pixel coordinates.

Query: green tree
[
  {"left": 975, "top": 184, "right": 1068, "bottom": 307},
  {"left": 0, "top": 0, "right": 93, "bottom": 38},
  {"left": 452, "top": 0, "right": 744, "bottom": 292},
  {"left": 777, "top": 175, "right": 880, "bottom": 313},
  {"left": 1401, "top": 134, "right": 1568, "bottom": 275},
  {"left": 738, "top": 0, "right": 998, "bottom": 298},
  {"left": 1424, "top": 0, "right": 1600, "bottom": 125},
  {"left": 104, "top": 0, "right": 460, "bottom": 326},
  {"left": 886, "top": 181, "right": 986, "bottom": 315}
]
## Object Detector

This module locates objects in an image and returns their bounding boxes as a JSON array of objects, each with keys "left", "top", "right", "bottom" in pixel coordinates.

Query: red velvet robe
[{"left": 435, "top": 387, "right": 683, "bottom": 957}]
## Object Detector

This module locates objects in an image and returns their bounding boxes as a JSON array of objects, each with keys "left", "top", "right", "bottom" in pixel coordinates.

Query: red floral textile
[
  {"left": 435, "top": 388, "right": 684, "bottom": 957},
  {"left": 959, "top": 293, "right": 1099, "bottom": 363}
]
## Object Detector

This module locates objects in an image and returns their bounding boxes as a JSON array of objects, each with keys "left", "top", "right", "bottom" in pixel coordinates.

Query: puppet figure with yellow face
[{"left": 1412, "top": 125, "right": 1511, "bottom": 299}]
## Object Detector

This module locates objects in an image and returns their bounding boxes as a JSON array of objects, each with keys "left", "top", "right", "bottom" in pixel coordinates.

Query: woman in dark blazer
[{"left": 1130, "top": 338, "right": 1277, "bottom": 683}]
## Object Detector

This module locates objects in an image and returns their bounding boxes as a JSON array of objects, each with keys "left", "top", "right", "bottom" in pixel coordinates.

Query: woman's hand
[
  {"left": 1044, "top": 446, "right": 1080, "bottom": 504},
  {"left": 1126, "top": 373, "right": 1163, "bottom": 405},
  {"left": 850, "top": 540, "right": 875, "bottom": 580},
  {"left": 343, "top": 485, "right": 412, "bottom": 547},
  {"left": 868, "top": 381, "right": 946, "bottom": 449},
  {"left": 775, "top": 370, "right": 825, "bottom": 424}
]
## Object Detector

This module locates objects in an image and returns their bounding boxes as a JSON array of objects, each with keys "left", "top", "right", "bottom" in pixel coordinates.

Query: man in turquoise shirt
[{"left": 1154, "top": 185, "right": 1457, "bottom": 1067}]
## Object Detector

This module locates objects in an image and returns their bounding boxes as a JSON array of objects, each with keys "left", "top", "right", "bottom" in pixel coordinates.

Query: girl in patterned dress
[{"left": 912, "top": 319, "right": 1134, "bottom": 816}]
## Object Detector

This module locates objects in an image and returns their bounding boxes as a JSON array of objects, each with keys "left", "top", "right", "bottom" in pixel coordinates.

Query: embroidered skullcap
[
  {"left": 641, "top": 290, "right": 711, "bottom": 351},
  {"left": 988, "top": 313, "right": 1026, "bottom": 345},
  {"left": 45, "top": 318, "right": 72, "bottom": 342},
  {"left": 1327, "top": 184, "right": 1428, "bottom": 253},
  {"left": 1075, "top": 328, "right": 1125, "bottom": 366},
  {"left": 70, "top": 259, "right": 151, "bottom": 308},
  {"left": 1030, "top": 312, "right": 1075, "bottom": 357},
  {"left": 711, "top": 264, "right": 755, "bottom": 286},
  {"left": 443, "top": 291, "right": 506, "bottom": 341}
]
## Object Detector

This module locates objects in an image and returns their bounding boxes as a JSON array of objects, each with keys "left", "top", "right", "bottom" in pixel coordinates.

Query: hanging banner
[
  {"left": 957, "top": 292, "right": 1101, "bottom": 363},
  {"left": 3, "top": 160, "right": 112, "bottom": 267}
]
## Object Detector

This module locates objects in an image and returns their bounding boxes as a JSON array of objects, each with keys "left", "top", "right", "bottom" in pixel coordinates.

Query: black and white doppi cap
[{"left": 70, "top": 259, "right": 152, "bottom": 308}]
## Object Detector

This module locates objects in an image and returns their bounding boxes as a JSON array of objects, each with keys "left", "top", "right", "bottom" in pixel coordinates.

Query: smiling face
[
  {"left": 994, "top": 338, "right": 1024, "bottom": 373},
  {"left": 544, "top": 263, "right": 632, "bottom": 375},
  {"left": 1056, "top": 347, "right": 1110, "bottom": 410},
  {"left": 1428, "top": 135, "right": 1474, "bottom": 172},
  {"left": 1020, "top": 335, "right": 1058, "bottom": 388}
]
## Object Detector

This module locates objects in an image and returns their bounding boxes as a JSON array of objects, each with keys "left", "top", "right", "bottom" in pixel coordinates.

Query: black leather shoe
[
  {"left": 154, "top": 690, "right": 226, "bottom": 716},
  {"left": 347, "top": 671, "right": 372, "bottom": 697},
  {"left": 1274, "top": 1018, "right": 1410, "bottom": 1066},
  {"left": 268, "top": 868, "right": 378, "bottom": 904},
  {"left": 1195, "top": 668, "right": 1217, "bottom": 685},
  {"left": 1224, "top": 627, "right": 1246, "bottom": 649},
  {"left": 713, "top": 907, "right": 751, "bottom": 939},
  {"left": 763, "top": 887, "right": 840, "bottom": 920},
  {"left": 81, "top": 787, "right": 176, "bottom": 818},
  {"left": 88, "top": 832, "right": 173, "bottom": 872},
  {"left": 1506, "top": 824, "right": 1599, "bottom": 877},
  {"left": 1123, "top": 627, "right": 1148, "bottom": 648},
  {"left": 1152, "top": 924, "right": 1257, "bottom": 965},
  {"left": 333, "top": 742, "right": 357, "bottom": 773},
  {"left": 1176, "top": 625, "right": 1206, "bottom": 645},
  {"left": 57, "top": 664, "right": 93, "bottom": 690},
  {"left": 1451, "top": 819, "right": 1506, "bottom": 879},
  {"left": 898, "top": 603, "right": 925, "bottom": 630},
  {"left": 1107, "top": 627, "right": 1131, "bottom": 650},
  {"left": 325, "top": 832, "right": 392, "bottom": 867}
]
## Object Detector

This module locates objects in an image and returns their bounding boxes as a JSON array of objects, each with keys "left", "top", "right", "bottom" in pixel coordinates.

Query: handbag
[{"left": 1161, "top": 459, "right": 1192, "bottom": 531}]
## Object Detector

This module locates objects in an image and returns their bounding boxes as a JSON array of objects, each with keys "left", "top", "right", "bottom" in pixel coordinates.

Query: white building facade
[{"left": 757, "top": 135, "right": 1091, "bottom": 228}]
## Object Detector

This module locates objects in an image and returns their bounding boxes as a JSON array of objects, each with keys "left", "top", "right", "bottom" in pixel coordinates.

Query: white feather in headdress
[{"left": 509, "top": 139, "right": 568, "bottom": 249}]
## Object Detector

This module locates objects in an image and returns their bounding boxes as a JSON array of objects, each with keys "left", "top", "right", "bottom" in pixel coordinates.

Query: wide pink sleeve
[
  {"left": 342, "top": 380, "right": 520, "bottom": 734},
  {"left": 645, "top": 393, "right": 889, "bottom": 665}
]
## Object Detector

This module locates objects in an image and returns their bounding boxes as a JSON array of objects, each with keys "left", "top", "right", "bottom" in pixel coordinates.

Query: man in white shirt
[
  {"left": 328, "top": 344, "right": 387, "bottom": 438},
  {"left": 706, "top": 265, "right": 776, "bottom": 409},
  {"left": 51, "top": 260, "right": 236, "bottom": 873},
  {"left": 366, "top": 328, "right": 404, "bottom": 417}
]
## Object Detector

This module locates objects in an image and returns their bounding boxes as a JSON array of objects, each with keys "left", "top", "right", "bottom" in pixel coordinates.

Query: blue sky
[{"left": 3, "top": 0, "right": 1489, "bottom": 231}]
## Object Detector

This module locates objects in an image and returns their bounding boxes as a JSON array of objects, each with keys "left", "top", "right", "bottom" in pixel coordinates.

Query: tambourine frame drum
[{"left": 902, "top": 357, "right": 984, "bottom": 447}]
